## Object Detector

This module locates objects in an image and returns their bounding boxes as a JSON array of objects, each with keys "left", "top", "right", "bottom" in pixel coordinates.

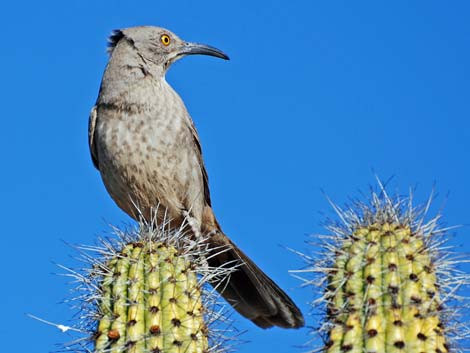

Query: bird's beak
[{"left": 179, "top": 42, "right": 230, "bottom": 60}]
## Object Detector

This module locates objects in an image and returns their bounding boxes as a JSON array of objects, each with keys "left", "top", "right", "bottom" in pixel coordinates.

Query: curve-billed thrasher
[{"left": 88, "top": 26, "right": 304, "bottom": 329}]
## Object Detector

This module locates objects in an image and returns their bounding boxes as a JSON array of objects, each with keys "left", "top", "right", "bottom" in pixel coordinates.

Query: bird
[{"left": 88, "top": 26, "right": 304, "bottom": 329}]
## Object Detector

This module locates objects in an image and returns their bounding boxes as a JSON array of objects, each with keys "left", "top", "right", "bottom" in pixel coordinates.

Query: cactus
[
  {"left": 325, "top": 223, "right": 447, "bottom": 353},
  {"left": 302, "top": 189, "right": 470, "bottom": 353},
  {"left": 94, "top": 241, "right": 207, "bottom": 353},
  {"left": 60, "top": 216, "right": 237, "bottom": 353}
]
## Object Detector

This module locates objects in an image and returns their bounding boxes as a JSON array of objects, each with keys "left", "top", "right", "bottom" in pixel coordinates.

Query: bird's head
[{"left": 108, "top": 26, "right": 229, "bottom": 71}]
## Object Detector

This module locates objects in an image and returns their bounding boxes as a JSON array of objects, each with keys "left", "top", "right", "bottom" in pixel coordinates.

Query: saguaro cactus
[
  {"left": 63, "top": 217, "right": 236, "bottom": 353},
  {"left": 304, "top": 190, "right": 470, "bottom": 353}
]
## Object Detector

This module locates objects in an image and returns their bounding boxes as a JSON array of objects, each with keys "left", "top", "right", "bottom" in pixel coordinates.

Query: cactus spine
[{"left": 305, "top": 190, "right": 470, "bottom": 353}]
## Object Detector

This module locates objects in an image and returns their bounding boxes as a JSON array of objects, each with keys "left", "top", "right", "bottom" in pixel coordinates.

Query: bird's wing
[
  {"left": 187, "top": 118, "right": 212, "bottom": 207},
  {"left": 88, "top": 105, "right": 100, "bottom": 169}
]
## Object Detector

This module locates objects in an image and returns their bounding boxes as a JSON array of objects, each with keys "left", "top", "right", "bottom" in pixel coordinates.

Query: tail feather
[{"left": 207, "top": 231, "right": 304, "bottom": 329}]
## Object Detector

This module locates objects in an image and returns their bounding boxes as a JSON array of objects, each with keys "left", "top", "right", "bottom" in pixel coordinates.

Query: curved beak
[{"left": 179, "top": 42, "right": 229, "bottom": 60}]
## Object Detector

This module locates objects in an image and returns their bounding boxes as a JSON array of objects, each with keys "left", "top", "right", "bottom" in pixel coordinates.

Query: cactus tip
[
  {"left": 297, "top": 187, "right": 470, "bottom": 352},
  {"left": 55, "top": 210, "right": 242, "bottom": 353}
]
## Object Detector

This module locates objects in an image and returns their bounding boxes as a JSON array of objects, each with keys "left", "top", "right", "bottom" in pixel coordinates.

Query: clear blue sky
[{"left": 2, "top": 1, "right": 470, "bottom": 352}]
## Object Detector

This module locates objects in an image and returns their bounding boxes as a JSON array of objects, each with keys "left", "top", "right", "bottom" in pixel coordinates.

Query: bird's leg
[{"left": 182, "top": 210, "right": 202, "bottom": 239}]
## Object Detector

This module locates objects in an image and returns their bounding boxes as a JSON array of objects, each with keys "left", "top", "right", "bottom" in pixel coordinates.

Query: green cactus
[
  {"left": 94, "top": 241, "right": 207, "bottom": 353},
  {"left": 59, "top": 218, "right": 236, "bottom": 353},
  {"left": 325, "top": 223, "right": 447, "bottom": 353},
  {"left": 304, "top": 190, "right": 470, "bottom": 353}
]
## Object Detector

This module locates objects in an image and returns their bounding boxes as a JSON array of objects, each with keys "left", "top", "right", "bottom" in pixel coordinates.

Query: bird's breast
[{"left": 95, "top": 80, "right": 205, "bottom": 219}]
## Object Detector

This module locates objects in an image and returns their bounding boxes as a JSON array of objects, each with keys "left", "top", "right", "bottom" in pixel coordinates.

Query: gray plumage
[{"left": 89, "top": 26, "right": 304, "bottom": 329}]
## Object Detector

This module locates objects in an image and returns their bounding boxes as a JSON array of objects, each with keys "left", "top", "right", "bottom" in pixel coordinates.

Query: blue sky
[{"left": 2, "top": 1, "right": 470, "bottom": 352}]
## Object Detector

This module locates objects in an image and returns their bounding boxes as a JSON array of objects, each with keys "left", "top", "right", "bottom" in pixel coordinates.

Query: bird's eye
[{"left": 160, "top": 34, "right": 171, "bottom": 46}]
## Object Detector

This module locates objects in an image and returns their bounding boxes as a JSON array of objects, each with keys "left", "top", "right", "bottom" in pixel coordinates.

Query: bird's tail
[{"left": 206, "top": 229, "right": 304, "bottom": 329}]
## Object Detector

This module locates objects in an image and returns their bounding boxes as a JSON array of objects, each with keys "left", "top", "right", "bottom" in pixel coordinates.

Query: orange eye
[{"left": 160, "top": 34, "right": 171, "bottom": 46}]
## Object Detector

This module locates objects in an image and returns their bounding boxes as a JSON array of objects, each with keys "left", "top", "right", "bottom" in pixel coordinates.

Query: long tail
[{"left": 206, "top": 230, "right": 304, "bottom": 329}]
